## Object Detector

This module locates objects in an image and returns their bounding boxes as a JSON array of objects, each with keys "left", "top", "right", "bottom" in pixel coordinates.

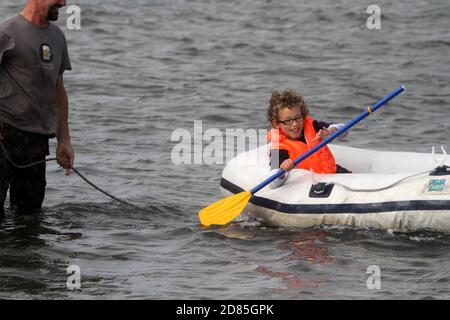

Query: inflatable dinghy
[{"left": 220, "top": 144, "right": 450, "bottom": 232}]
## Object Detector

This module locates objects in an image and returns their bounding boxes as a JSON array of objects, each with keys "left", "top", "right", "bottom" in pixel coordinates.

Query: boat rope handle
[
  {"left": 325, "top": 170, "right": 432, "bottom": 193},
  {"left": 432, "top": 146, "right": 448, "bottom": 166}
]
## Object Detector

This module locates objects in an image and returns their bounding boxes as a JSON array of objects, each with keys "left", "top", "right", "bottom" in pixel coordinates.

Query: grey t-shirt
[{"left": 0, "top": 14, "right": 71, "bottom": 136}]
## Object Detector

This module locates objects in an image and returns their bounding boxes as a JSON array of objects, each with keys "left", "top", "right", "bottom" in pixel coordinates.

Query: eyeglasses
[{"left": 278, "top": 115, "right": 303, "bottom": 126}]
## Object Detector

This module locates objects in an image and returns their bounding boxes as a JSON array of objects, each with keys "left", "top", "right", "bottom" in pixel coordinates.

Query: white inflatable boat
[{"left": 220, "top": 144, "right": 450, "bottom": 232}]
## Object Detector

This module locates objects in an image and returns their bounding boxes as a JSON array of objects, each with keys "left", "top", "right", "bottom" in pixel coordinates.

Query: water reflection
[
  {"left": 0, "top": 209, "right": 77, "bottom": 298},
  {"left": 278, "top": 230, "right": 338, "bottom": 264},
  {"left": 256, "top": 229, "right": 338, "bottom": 292},
  {"left": 0, "top": 210, "right": 46, "bottom": 245}
]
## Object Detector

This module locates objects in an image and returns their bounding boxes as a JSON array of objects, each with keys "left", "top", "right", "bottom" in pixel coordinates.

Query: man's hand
[{"left": 56, "top": 141, "right": 74, "bottom": 175}]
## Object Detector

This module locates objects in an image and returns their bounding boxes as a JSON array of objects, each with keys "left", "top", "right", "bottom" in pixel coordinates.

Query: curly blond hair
[{"left": 266, "top": 89, "right": 309, "bottom": 127}]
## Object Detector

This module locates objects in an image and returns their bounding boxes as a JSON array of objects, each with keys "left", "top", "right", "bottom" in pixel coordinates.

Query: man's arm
[
  {"left": 0, "top": 31, "right": 14, "bottom": 65},
  {"left": 56, "top": 76, "right": 74, "bottom": 175}
]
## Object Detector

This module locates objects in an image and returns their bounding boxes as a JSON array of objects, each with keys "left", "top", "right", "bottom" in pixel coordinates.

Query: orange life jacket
[{"left": 267, "top": 117, "right": 337, "bottom": 174}]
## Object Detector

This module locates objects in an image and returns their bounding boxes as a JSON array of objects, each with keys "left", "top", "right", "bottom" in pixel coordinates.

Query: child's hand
[
  {"left": 313, "top": 127, "right": 337, "bottom": 141},
  {"left": 280, "top": 159, "right": 295, "bottom": 172}
]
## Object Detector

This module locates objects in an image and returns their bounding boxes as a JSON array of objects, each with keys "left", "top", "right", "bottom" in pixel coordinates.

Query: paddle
[{"left": 199, "top": 85, "right": 406, "bottom": 226}]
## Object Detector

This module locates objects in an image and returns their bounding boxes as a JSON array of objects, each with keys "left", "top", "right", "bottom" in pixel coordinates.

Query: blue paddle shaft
[{"left": 250, "top": 85, "right": 406, "bottom": 194}]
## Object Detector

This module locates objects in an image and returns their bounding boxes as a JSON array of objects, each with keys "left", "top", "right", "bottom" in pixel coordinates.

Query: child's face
[{"left": 275, "top": 106, "right": 303, "bottom": 140}]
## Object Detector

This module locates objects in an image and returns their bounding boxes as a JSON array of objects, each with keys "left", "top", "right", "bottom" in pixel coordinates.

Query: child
[{"left": 266, "top": 89, "right": 351, "bottom": 188}]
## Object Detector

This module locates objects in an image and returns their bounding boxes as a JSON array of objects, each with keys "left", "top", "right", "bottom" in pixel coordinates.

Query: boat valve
[{"left": 309, "top": 182, "right": 335, "bottom": 198}]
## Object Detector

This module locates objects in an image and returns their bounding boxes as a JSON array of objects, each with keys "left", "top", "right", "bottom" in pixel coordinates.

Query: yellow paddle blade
[{"left": 198, "top": 191, "right": 252, "bottom": 227}]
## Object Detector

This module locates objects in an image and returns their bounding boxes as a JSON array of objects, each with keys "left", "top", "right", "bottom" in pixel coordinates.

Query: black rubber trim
[
  {"left": 220, "top": 178, "right": 450, "bottom": 214},
  {"left": 429, "top": 166, "right": 450, "bottom": 176}
]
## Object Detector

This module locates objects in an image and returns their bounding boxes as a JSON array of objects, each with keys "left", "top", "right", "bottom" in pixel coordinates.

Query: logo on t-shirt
[
  {"left": 39, "top": 43, "right": 53, "bottom": 63},
  {"left": 39, "top": 43, "right": 55, "bottom": 71}
]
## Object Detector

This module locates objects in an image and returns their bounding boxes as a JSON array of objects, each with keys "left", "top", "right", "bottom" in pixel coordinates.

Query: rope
[
  {"left": 326, "top": 170, "right": 432, "bottom": 192},
  {"left": 71, "top": 167, "right": 140, "bottom": 209},
  {"left": 0, "top": 139, "right": 139, "bottom": 209}
]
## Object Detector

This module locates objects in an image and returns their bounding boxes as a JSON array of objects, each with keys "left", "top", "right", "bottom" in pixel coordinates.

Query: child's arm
[
  {"left": 270, "top": 149, "right": 289, "bottom": 170},
  {"left": 313, "top": 122, "right": 348, "bottom": 141},
  {"left": 329, "top": 123, "right": 345, "bottom": 131}
]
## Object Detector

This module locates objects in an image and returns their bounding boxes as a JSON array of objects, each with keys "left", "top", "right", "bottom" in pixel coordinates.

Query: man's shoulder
[
  {"left": 0, "top": 16, "right": 16, "bottom": 45},
  {"left": 0, "top": 14, "right": 21, "bottom": 31},
  {"left": 48, "top": 22, "right": 69, "bottom": 48},
  {"left": 49, "top": 22, "right": 67, "bottom": 38}
]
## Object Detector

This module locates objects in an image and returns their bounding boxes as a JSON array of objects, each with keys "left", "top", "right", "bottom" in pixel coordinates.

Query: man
[{"left": 0, "top": 0, "right": 74, "bottom": 215}]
